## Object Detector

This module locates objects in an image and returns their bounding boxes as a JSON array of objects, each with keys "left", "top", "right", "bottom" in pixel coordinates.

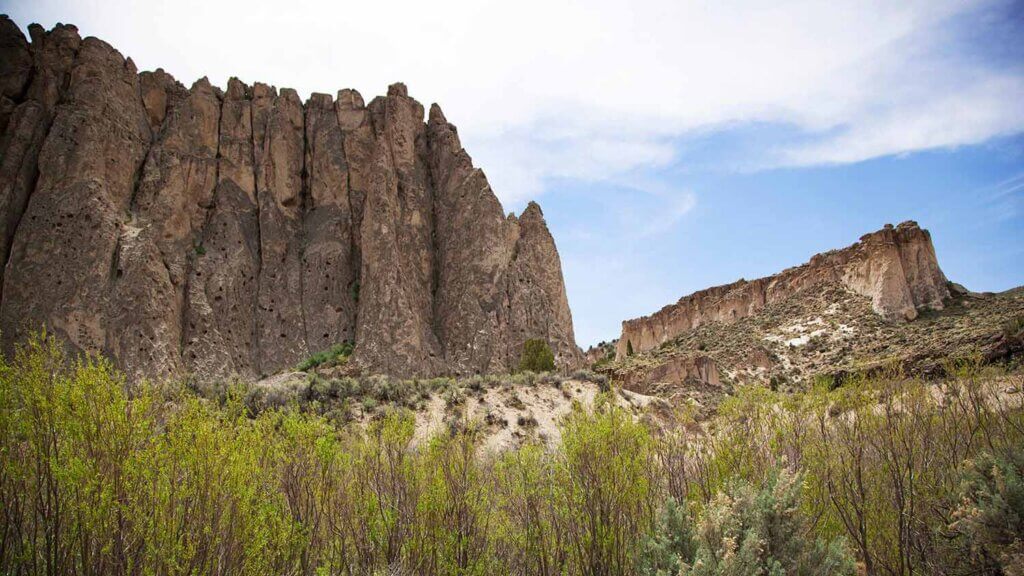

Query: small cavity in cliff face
[
  {"left": 0, "top": 17, "right": 582, "bottom": 380},
  {"left": 617, "top": 221, "right": 951, "bottom": 359}
]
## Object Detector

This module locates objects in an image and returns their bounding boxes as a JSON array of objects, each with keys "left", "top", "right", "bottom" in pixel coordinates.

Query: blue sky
[
  {"left": 546, "top": 133, "right": 1024, "bottom": 346},
  {"left": 4, "top": 0, "right": 1023, "bottom": 346}
]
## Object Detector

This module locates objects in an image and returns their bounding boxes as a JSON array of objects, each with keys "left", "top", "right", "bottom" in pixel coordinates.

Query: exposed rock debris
[
  {"left": 609, "top": 282, "right": 1024, "bottom": 412},
  {"left": 0, "top": 17, "right": 581, "bottom": 380}
]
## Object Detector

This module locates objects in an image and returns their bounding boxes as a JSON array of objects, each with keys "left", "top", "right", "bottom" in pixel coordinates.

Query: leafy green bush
[
  {"left": 297, "top": 341, "right": 353, "bottom": 372},
  {"left": 519, "top": 338, "right": 555, "bottom": 372},
  {"left": 244, "top": 374, "right": 308, "bottom": 412},
  {"left": 559, "top": 396, "right": 658, "bottom": 574},
  {"left": 538, "top": 371, "right": 563, "bottom": 386},
  {"left": 509, "top": 370, "right": 538, "bottom": 387},
  {"left": 687, "top": 470, "right": 855, "bottom": 576},
  {"left": 0, "top": 334, "right": 297, "bottom": 575}
]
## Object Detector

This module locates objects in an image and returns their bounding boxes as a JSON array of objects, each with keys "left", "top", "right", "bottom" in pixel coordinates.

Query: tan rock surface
[
  {"left": 112, "top": 77, "right": 218, "bottom": 380},
  {"left": 617, "top": 221, "right": 950, "bottom": 359}
]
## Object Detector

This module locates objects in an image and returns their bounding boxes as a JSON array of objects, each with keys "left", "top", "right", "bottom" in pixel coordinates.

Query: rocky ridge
[
  {"left": 617, "top": 221, "right": 949, "bottom": 359},
  {"left": 608, "top": 283, "right": 1023, "bottom": 411},
  {"left": 0, "top": 17, "right": 581, "bottom": 380},
  {"left": 607, "top": 221, "right": 1023, "bottom": 411}
]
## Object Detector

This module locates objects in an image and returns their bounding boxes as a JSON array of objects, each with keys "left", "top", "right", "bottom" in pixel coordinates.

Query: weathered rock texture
[
  {"left": 0, "top": 18, "right": 581, "bottom": 380},
  {"left": 618, "top": 355, "right": 721, "bottom": 395},
  {"left": 618, "top": 221, "right": 950, "bottom": 359}
]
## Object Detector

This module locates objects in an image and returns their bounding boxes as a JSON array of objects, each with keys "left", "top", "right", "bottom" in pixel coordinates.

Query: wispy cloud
[
  {"left": 980, "top": 171, "right": 1024, "bottom": 223},
  {"left": 985, "top": 172, "right": 1024, "bottom": 201}
]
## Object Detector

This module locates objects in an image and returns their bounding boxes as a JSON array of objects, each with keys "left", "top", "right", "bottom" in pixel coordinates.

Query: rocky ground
[
  {"left": 602, "top": 283, "right": 1024, "bottom": 415},
  {"left": 235, "top": 282, "right": 1024, "bottom": 441},
  {"left": 242, "top": 366, "right": 670, "bottom": 452}
]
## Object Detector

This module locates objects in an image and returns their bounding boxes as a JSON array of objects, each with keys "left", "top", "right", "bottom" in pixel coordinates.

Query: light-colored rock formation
[
  {"left": 619, "top": 355, "right": 721, "bottom": 395},
  {"left": 353, "top": 84, "right": 444, "bottom": 377},
  {"left": 302, "top": 92, "right": 357, "bottom": 357},
  {"left": 427, "top": 103, "right": 514, "bottom": 375},
  {"left": 112, "top": 75, "right": 217, "bottom": 381},
  {"left": 0, "top": 18, "right": 581, "bottom": 380},
  {"left": 617, "top": 221, "right": 950, "bottom": 359}
]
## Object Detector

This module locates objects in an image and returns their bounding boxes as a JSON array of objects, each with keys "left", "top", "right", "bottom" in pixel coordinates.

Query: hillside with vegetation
[{"left": 604, "top": 282, "right": 1024, "bottom": 415}]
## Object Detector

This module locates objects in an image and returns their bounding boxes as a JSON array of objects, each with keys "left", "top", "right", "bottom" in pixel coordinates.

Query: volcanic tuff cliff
[
  {"left": 0, "top": 17, "right": 581, "bottom": 380},
  {"left": 617, "top": 221, "right": 950, "bottom": 359}
]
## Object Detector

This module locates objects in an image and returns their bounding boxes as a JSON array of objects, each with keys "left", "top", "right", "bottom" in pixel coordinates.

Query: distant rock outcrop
[
  {"left": 0, "top": 17, "right": 581, "bottom": 380},
  {"left": 617, "top": 221, "right": 950, "bottom": 359}
]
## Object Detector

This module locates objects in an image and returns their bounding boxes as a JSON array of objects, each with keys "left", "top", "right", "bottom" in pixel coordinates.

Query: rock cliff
[
  {"left": 617, "top": 221, "right": 949, "bottom": 359},
  {"left": 0, "top": 18, "right": 581, "bottom": 380}
]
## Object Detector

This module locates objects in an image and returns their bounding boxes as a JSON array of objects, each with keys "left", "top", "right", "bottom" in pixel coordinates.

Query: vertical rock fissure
[
  {"left": 297, "top": 99, "right": 311, "bottom": 351},
  {"left": 425, "top": 140, "right": 445, "bottom": 358},
  {"left": 179, "top": 90, "right": 226, "bottom": 364},
  {"left": 344, "top": 151, "right": 360, "bottom": 332},
  {"left": 249, "top": 92, "right": 264, "bottom": 375},
  {"left": 127, "top": 100, "right": 158, "bottom": 214}
]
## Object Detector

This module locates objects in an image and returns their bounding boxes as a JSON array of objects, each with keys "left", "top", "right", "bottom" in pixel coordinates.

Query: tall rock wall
[
  {"left": 617, "top": 221, "right": 950, "bottom": 359},
  {"left": 0, "top": 18, "right": 581, "bottom": 380}
]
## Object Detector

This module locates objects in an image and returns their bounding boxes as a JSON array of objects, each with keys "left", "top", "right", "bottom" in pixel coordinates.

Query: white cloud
[{"left": 7, "top": 0, "right": 1021, "bottom": 206}]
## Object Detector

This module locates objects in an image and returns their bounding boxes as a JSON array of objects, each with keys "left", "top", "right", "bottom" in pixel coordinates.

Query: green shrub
[
  {"left": 573, "top": 368, "right": 611, "bottom": 392},
  {"left": 360, "top": 396, "right": 378, "bottom": 412},
  {"left": 509, "top": 370, "right": 538, "bottom": 387},
  {"left": 571, "top": 368, "right": 595, "bottom": 381},
  {"left": 244, "top": 375, "right": 306, "bottom": 412},
  {"left": 687, "top": 470, "right": 855, "bottom": 576},
  {"left": 637, "top": 497, "right": 696, "bottom": 576},
  {"left": 1004, "top": 314, "right": 1024, "bottom": 342},
  {"left": 5, "top": 331, "right": 1024, "bottom": 575},
  {"left": 948, "top": 447, "right": 1024, "bottom": 574},
  {"left": 297, "top": 341, "right": 353, "bottom": 372},
  {"left": 538, "top": 372, "right": 563, "bottom": 386},
  {"left": 519, "top": 338, "right": 555, "bottom": 372},
  {"left": 0, "top": 334, "right": 298, "bottom": 575},
  {"left": 559, "top": 396, "right": 658, "bottom": 575}
]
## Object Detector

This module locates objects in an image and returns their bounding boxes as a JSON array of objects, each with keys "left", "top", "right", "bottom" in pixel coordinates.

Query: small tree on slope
[{"left": 519, "top": 339, "right": 555, "bottom": 372}]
